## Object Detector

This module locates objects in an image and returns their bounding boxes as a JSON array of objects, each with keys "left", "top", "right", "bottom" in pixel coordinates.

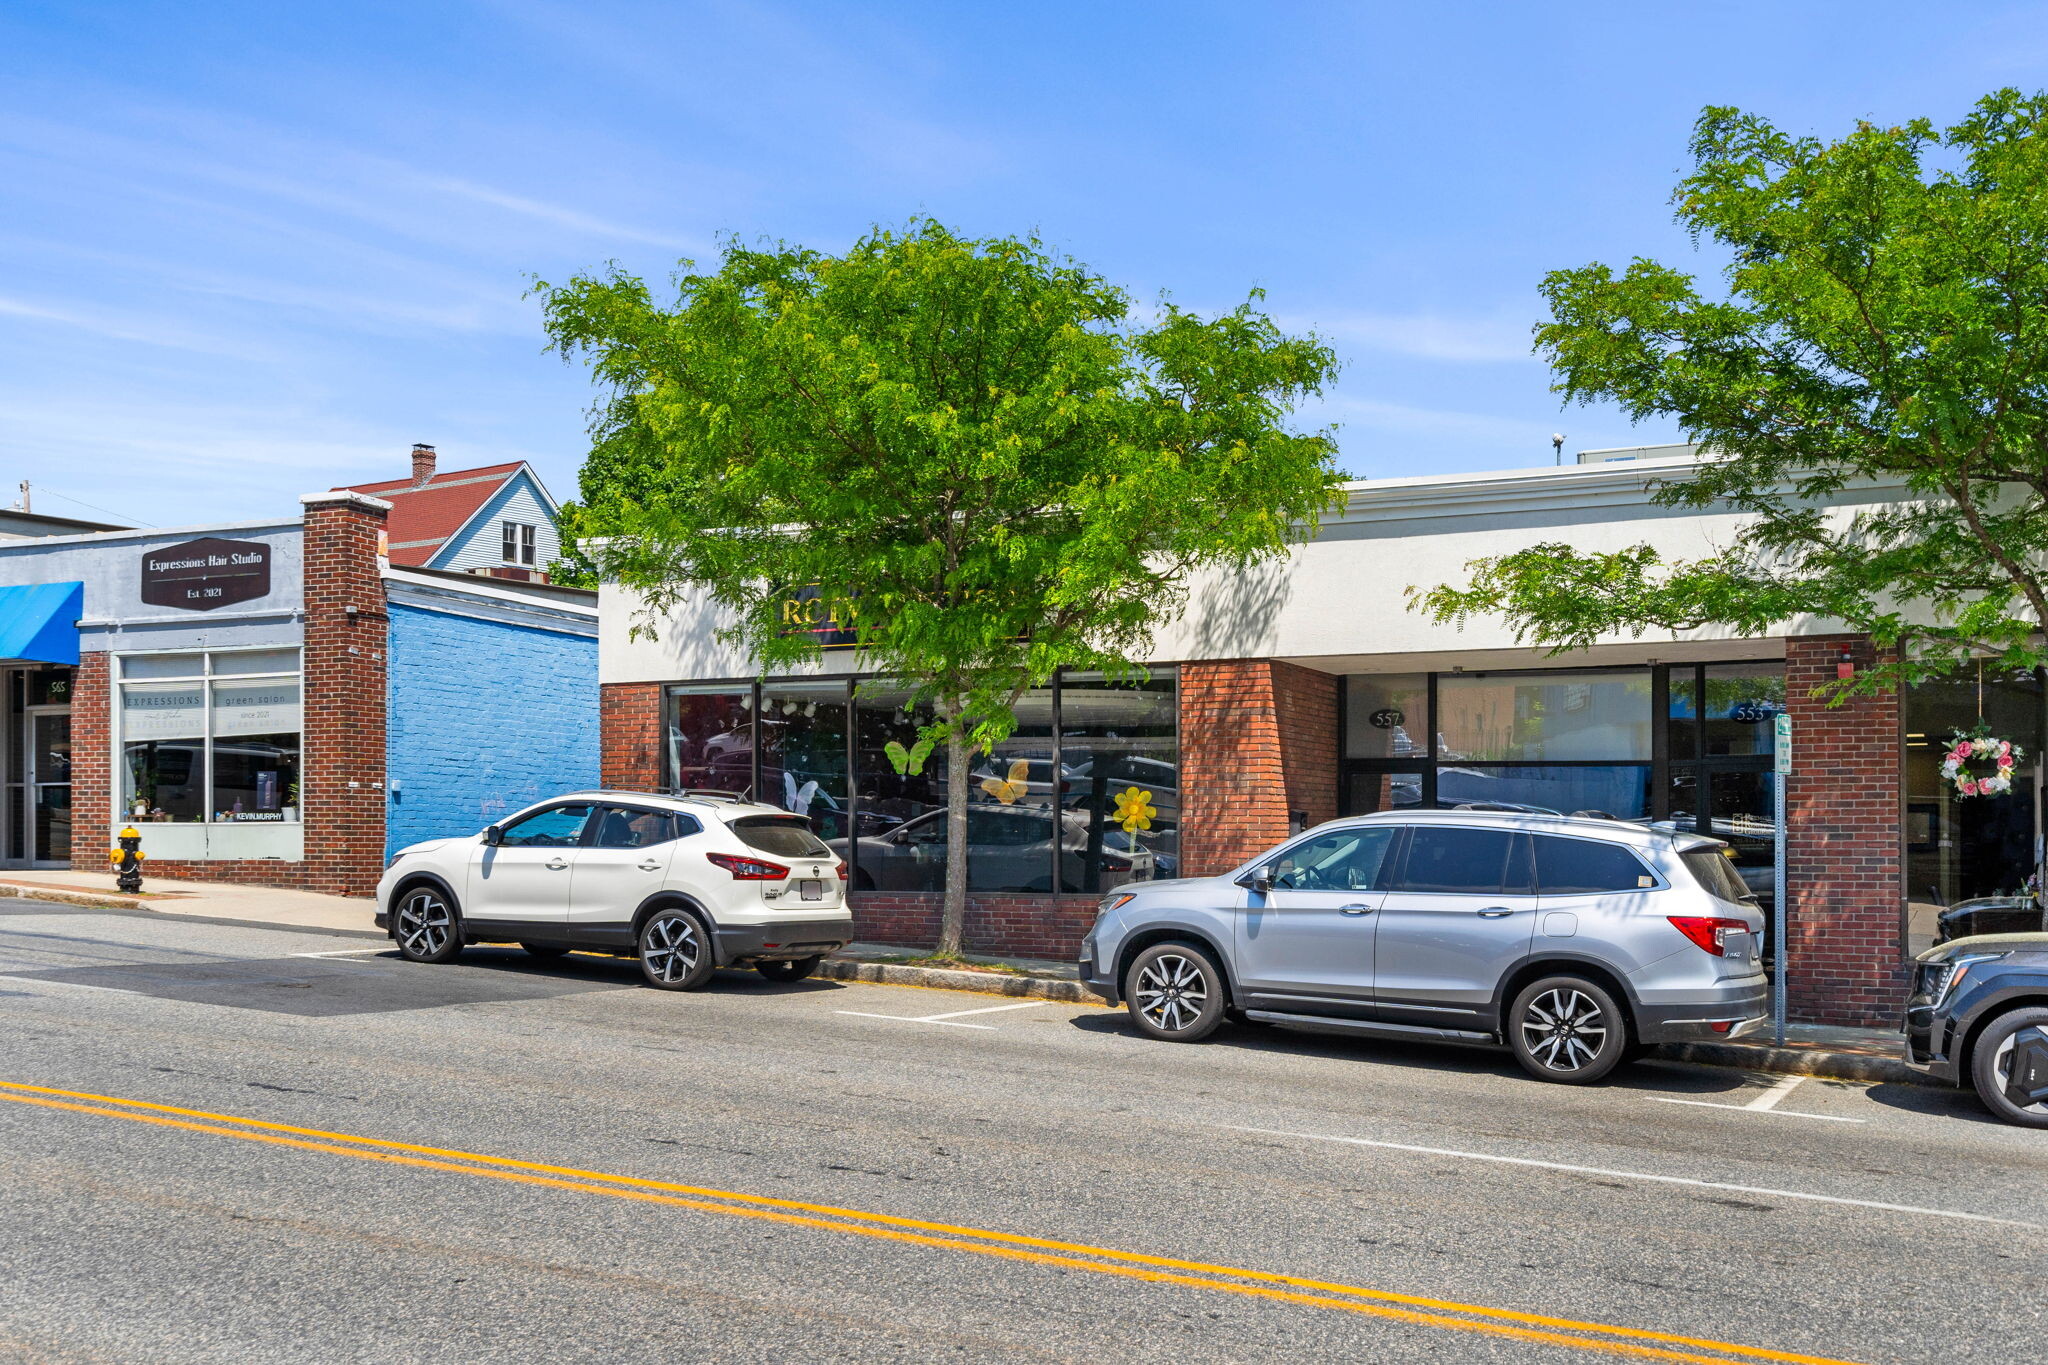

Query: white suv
[{"left": 375, "top": 791, "right": 853, "bottom": 990}]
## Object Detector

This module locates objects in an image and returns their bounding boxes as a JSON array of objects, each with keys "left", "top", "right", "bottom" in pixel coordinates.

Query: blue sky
[{"left": 2, "top": 2, "right": 2044, "bottom": 528}]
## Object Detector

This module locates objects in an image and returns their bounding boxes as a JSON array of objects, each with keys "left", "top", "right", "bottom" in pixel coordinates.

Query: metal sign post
[{"left": 1773, "top": 713, "right": 1792, "bottom": 1046}]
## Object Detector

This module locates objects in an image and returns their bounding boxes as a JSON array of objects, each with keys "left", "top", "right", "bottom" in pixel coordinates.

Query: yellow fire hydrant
[{"left": 108, "top": 826, "right": 145, "bottom": 894}]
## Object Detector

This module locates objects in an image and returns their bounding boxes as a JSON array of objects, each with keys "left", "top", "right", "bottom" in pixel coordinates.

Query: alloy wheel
[
  {"left": 643, "top": 916, "right": 701, "bottom": 985},
  {"left": 1134, "top": 952, "right": 1209, "bottom": 1033},
  {"left": 396, "top": 890, "right": 452, "bottom": 958},
  {"left": 1519, "top": 987, "right": 1609, "bottom": 1073},
  {"left": 1993, "top": 1033, "right": 2048, "bottom": 1117}
]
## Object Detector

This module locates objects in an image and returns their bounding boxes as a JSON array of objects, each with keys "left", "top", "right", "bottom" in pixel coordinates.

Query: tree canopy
[
  {"left": 1413, "top": 88, "right": 2048, "bottom": 698},
  {"left": 536, "top": 219, "right": 1342, "bottom": 951}
]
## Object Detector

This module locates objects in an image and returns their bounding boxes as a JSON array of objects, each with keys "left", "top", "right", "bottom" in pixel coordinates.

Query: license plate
[{"left": 799, "top": 879, "right": 824, "bottom": 902}]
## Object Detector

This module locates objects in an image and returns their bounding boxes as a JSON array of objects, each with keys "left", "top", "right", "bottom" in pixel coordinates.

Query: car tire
[
  {"left": 521, "top": 943, "right": 570, "bottom": 961},
  {"left": 637, "top": 909, "right": 717, "bottom": 991},
  {"left": 1507, "top": 975, "right": 1630, "bottom": 1084},
  {"left": 1969, "top": 1006, "right": 2048, "bottom": 1129},
  {"left": 393, "top": 885, "right": 463, "bottom": 964},
  {"left": 756, "top": 956, "right": 822, "bottom": 983},
  {"left": 1124, "top": 941, "right": 1228, "bottom": 1043}
]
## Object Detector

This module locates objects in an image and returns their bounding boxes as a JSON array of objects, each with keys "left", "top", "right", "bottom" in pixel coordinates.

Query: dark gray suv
[{"left": 1078, "top": 811, "right": 1768, "bottom": 1084}]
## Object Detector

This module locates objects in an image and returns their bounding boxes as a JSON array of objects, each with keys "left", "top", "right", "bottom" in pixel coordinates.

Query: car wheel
[
  {"left": 1508, "top": 975, "right": 1630, "bottom": 1084},
  {"left": 1969, "top": 1006, "right": 2048, "bottom": 1128},
  {"left": 637, "top": 909, "right": 717, "bottom": 991},
  {"left": 756, "top": 956, "right": 822, "bottom": 983},
  {"left": 1124, "top": 941, "right": 1227, "bottom": 1043},
  {"left": 521, "top": 943, "right": 570, "bottom": 961},
  {"left": 393, "top": 885, "right": 463, "bottom": 964}
]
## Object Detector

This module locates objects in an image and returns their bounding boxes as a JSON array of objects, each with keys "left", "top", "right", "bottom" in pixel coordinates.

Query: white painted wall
[{"left": 598, "top": 457, "right": 1919, "bottom": 684}]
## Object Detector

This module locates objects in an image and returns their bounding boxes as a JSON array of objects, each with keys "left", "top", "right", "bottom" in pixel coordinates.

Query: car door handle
[
  {"left": 545, "top": 858, "right": 569, "bottom": 870},
  {"left": 637, "top": 861, "right": 662, "bottom": 872},
  {"left": 1477, "top": 907, "right": 1515, "bottom": 918},
  {"left": 1339, "top": 904, "right": 1374, "bottom": 916}
]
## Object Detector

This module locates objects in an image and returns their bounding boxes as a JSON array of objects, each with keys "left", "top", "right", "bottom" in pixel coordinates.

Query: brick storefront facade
[
  {"left": 80, "top": 495, "right": 393, "bottom": 897},
  {"left": 1179, "top": 659, "right": 1339, "bottom": 877},
  {"left": 600, "top": 682, "right": 663, "bottom": 790},
  {"left": 1784, "top": 634, "right": 1908, "bottom": 1027}
]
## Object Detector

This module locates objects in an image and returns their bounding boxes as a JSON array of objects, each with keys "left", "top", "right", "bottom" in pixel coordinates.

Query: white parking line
[
  {"left": 1649, "top": 1073, "right": 1867, "bottom": 1123},
  {"left": 834, "top": 1001, "right": 1055, "bottom": 1030},
  {"left": 1225, "top": 1124, "right": 2034, "bottom": 1228},
  {"left": 289, "top": 949, "right": 390, "bottom": 961}
]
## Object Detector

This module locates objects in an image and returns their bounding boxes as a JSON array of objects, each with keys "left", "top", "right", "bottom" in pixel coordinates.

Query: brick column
[
  {"left": 601, "top": 682, "right": 663, "bottom": 789},
  {"left": 1784, "top": 634, "right": 1907, "bottom": 1026},
  {"left": 69, "top": 651, "right": 111, "bottom": 866},
  {"left": 1180, "top": 660, "right": 1338, "bottom": 876},
  {"left": 298, "top": 491, "right": 391, "bottom": 896}
]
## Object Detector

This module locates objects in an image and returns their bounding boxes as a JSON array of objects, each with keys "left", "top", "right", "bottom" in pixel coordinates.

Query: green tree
[
  {"left": 536, "top": 220, "right": 1342, "bottom": 955},
  {"left": 1414, "top": 89, "right": 2048, "bottom": 699}
]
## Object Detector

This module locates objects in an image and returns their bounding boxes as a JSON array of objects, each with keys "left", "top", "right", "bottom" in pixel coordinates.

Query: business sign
[
  {"left": 141, "top": 538, "right": 272, "bottom": 612},
  {"left": 777, "top": 584, "right": 862, "bottom": 651}
]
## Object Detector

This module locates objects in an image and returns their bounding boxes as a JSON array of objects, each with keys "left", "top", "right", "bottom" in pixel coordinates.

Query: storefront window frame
[
  {"left": 114, "top": 646, "right": 304, "bottom": 826},
  {"left": 661, "top": 667, "right": 1181, "bottom": 894}
]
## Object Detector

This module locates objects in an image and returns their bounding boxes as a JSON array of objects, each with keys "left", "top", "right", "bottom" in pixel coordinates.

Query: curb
[
  {"left": 1648, "top": 1039, "right": 1929, "bottom": 1087},
  {"left": 0, "top": 885, "right": 162, "bottom": 911},
  {"left": 817, "top": 957, "right": 1098, "bottom": 1003}
]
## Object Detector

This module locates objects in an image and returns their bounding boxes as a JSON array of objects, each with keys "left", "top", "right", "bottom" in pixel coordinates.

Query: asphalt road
[{"left": 0, "top": 901, "right": 2041, "bottom": 1364}]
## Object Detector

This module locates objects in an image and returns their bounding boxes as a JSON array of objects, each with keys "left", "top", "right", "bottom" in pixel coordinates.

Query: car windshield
[
  {"left": 1681, "top": 845, "right": 1756, "bottom": 905},
  {"left": 729, "top": 815, "right": 832, "bottom": 859}
]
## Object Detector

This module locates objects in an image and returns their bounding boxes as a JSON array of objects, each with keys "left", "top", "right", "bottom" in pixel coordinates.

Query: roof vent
[{"left": 410, "top": 443, "right": 436, "bottom": 487}]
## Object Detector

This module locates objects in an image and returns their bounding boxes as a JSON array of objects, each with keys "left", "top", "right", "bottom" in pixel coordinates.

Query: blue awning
[{"left": 0, "top": 582, "right": 83, "bottom": 666}]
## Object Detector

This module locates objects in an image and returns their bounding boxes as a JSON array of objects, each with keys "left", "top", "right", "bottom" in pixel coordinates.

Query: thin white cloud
[
  {"left": 1308, "top": 310, "right": 1539, "bottom": 364},
  {"left": 1312, "top": 395, "right": 1553, "bottom": 444},
  {"left": 0, "top": 294, "right": 257, "bottom": 358},
  {"left": 415, "top": 174, "right": 703, "bottom": 253}
]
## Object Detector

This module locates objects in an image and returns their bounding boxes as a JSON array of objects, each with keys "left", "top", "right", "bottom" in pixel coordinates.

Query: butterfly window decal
[{"left": 980, "top": 759, "right": 1032, "bottom": 805}]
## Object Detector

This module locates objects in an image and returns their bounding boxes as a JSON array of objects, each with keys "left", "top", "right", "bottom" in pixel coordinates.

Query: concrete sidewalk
[{"left": 0, "top": 870, "right": 379, "bottom": 937}]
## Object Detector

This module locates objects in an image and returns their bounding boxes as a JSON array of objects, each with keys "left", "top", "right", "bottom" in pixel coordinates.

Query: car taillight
[
  {"left": 1667, "top": 915, "right": 1749, "bottom": 956},
  {"left": 836, "top": 862, "right": 849, "bottom": 881},
  {"left": 706, "top": 851, "right": 790, "bottom": 880}
]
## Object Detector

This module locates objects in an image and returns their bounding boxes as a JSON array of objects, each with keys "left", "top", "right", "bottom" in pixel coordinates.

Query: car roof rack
[{"left": 678, "top": 788, "right": 747, "bottom": 802}]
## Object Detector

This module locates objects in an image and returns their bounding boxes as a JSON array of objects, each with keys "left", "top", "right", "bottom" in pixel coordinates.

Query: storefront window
[
  {"left": 1436, "top": 764, "right": 1650, "bottom": 818},
  {"left": 666, "top": 686, "right": 754, "bottom": 796},
  {"left": 965, "top": 686, "right": 1056, "bottom": 891},
  {"left": 1346, "top": 674, "right": 1428, "bottom": 759},
  {"left": 759, "top": 681, "right": 851, "bottom": 842},
  {"left": 1905, "top": 668, "right": 2044, "bottom": 956},
  {"left": 1347, "top": 769, "right": 1423, "bottom": 814},
  {"left": 1438, "top": 671, "right": 1652, "bottom": 761},
  {"left": 118, "top": 651, "right": 301, "bottom": 825},
  {"left": 845, "top": 683, "right": 949, "bottom": 892},
  {"left": 1058, "top": 671, "right": 1178, "bottom": 891}
]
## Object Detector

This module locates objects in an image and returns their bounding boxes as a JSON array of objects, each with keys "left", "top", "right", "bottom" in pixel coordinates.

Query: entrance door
[{"left": 25, "top": 705, "right": 70, "bottom": 867}]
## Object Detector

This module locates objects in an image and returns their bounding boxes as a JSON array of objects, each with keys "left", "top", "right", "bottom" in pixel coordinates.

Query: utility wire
[{"left": 24, "top": 485, "right": 156, "bottom": 528}]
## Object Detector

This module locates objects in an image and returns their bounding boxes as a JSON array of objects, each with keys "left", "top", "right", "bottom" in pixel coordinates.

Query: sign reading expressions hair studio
[{"left": 140, "top": 538, "right": 272, "bottom": 612}]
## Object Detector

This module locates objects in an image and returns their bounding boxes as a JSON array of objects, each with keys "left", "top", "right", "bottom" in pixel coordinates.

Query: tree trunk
[{"left": 937, "top": 724, "right": 970, "bottom": 958}]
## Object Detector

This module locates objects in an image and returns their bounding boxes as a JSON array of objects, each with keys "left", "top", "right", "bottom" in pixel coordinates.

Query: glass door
[{"left": 26, "top": 706, "right": 71, "bottom": 866}]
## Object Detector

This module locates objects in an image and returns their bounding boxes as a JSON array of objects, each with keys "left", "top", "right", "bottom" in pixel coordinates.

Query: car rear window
[
  {"left": 1682, "top": 846, "right": 1756, "bottom": 905},
  {"left": 729, "top": 816, "right": 832, "bottom": 859},
  {"left": 1533, "top": 836, "right": 1656, "bottom": 894}
]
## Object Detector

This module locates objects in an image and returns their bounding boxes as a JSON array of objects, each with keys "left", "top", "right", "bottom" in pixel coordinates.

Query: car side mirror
[
  {"left": 482, "top": 825, "right": 504, "bottom": 847},
  {"left": 1235, "top": 869, "right": 1272, "bottom": 895}
]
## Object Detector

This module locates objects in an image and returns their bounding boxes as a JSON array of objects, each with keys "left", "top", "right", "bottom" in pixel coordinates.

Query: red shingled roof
[{"left": 336, "top": 462, "right": 526, "bottom": 567}]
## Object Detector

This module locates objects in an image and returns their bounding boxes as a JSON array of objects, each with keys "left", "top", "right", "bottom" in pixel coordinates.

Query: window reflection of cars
[
  {"left": 1935, "top": 896, "right": 2046, "bottom": 944},
  {"left": 828, "top": 805, "right": 1152, "bottom": 892}
]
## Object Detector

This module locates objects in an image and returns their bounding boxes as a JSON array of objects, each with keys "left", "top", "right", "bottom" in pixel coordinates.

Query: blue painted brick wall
[{"left": 386, "top": 603, "right": 598, "bottom": 857}]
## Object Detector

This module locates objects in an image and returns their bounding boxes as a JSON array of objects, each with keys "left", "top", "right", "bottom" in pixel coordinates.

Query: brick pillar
[
  {"left": 69, "top": 651, "right": 111, "bottom": 866},
  {"left": 601, "top": 682, "right": 663, "bottom": 789},
  {"left": 1180, "top": 660, "right": 1338, "bottom": 876},
  {"left": 1784, "top": 634, "right": 1906, "bottom": 1026},
  {"left": 298, "top": 491, "right": 391, "bottom": 897}
]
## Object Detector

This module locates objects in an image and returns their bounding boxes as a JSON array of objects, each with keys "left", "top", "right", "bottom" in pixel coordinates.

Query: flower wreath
[{"left": 1941, "top": 725, "right": 2023, "bottom": 798}]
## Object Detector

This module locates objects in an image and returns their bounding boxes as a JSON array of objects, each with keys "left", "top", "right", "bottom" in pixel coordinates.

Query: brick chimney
[{"left": 410, "top": 443, "right": 436, "bottom": 487}]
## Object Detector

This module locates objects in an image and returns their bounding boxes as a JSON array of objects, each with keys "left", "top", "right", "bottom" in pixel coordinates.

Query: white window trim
[
  {"left": 501, "top": 520, "right": 536, "bottom": 567},
  {"left": 114, "top": 646, "right": 303, "bottom": 827}
]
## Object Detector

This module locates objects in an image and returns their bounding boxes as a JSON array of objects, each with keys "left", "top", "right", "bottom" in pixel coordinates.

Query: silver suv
[{"left": 1078, "top": 810, "right": 1767, "bottom": 1083}]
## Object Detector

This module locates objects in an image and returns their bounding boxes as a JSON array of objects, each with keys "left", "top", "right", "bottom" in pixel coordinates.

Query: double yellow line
[{"left": 0, "top": 1079, "right": 1857, "bottom": 1364}]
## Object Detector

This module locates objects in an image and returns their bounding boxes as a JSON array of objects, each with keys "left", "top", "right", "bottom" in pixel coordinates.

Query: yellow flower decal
[
  {"left": 1113, "top": 786, "right": 1156, "bottom": 834},
  {"left": 980, "top": 759, "right": 1031, "bottom": 805}
]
